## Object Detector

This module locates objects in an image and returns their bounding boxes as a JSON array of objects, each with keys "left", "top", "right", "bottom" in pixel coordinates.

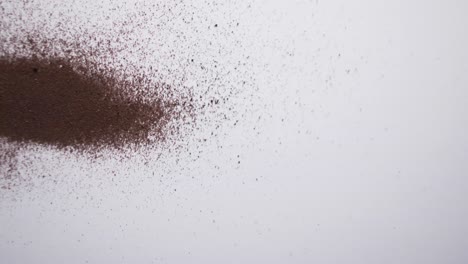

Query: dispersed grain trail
[{"left": 0, "top": 57, "right": 167, "bottom": 149}]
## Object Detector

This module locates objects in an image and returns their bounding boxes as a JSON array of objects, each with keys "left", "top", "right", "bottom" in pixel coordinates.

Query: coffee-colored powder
[{"left": 0, "top": 57, "right": 166, "bottom": 149}]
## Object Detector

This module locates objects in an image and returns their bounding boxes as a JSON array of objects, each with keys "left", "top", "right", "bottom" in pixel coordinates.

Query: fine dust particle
[
  {"left": 0, "top": 57, "right": 168, "bottom": 149},
  {"left": 0, "top": 55, "right": 196, "bottom": 184},
  {"left": 0, "top": 1, "right": 258, "bottom": 190}
]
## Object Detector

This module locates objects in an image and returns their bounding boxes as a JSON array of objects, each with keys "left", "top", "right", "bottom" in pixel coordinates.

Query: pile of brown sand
[{"left": 0, "top": 57, "right": 172, "bottom": 149}]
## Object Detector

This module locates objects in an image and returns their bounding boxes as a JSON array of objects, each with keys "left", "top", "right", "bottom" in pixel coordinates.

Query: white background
[{"left": 1, "top": 0, "right": 468, "bottom": 263}]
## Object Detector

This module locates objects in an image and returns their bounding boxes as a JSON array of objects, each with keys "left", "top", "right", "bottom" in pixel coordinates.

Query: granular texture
[
  {"left": 0, "top": 0, "right": 255, "bottom": 190},
  {"left": 0, "top": 57, "right": 168, "bottom": 149}
]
